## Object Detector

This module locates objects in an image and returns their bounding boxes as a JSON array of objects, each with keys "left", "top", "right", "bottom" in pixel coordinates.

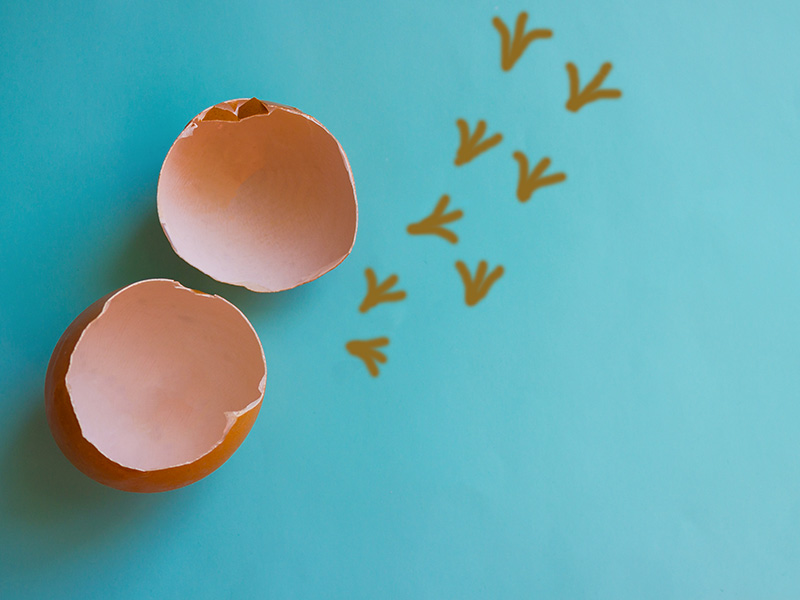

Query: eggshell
[
  {"left": 157, "top": 98, "right": 358, "bottom": 292},
  {"left": 44, "top": 279, "right": 266, "bottom": 493}
]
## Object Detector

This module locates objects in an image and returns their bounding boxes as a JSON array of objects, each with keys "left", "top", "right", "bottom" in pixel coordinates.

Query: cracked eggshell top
[{"left": 157, "top": 98, "right": 358, "bottom": 292}]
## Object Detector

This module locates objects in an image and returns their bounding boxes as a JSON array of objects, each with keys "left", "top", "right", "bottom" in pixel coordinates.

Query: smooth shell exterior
[
  {"left": 44, "top": 279, "right": 266, "bottom": 493},
  {"left": 157, "top": 98, "right": 358, "bottom": 292}
]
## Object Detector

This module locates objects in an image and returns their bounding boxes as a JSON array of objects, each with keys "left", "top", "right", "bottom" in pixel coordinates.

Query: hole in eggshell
[
  {"left": 158, "top": 99, "right": 358, "bottom": 292},
  {"left": 64, "top": 279, "right": 265, "bottom": 472},
  {"left": 236, "top": 97, "right": 270, "bottom": 119},
  {"left": 203, "top": 106, "right": 238, "bottom": 122}
]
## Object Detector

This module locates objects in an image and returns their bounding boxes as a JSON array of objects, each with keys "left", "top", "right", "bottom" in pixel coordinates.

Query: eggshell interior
[
  {"left": 158, "top": 98, "right": 358, "bottom": 292},
  {"left": 64, "top": 279, "right": 266, "bottom": 472}
]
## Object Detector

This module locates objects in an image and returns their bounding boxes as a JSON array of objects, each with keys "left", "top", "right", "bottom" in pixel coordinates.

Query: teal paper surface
[{"left": 2, "top": 1, "right": 800, "bottom": 597}]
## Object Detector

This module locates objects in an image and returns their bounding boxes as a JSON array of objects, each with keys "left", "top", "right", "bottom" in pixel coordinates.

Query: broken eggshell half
[
  {"left": 45, "top": 279, "right": 266, "bottom": 493},
  {"left": 157, "top": 98, "right": 358, "bottom": 292}
]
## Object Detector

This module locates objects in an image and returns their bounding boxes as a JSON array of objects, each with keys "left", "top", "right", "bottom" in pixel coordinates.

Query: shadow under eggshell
[{"left": 157, "top": 99, "right": 358, "bottom": 292}]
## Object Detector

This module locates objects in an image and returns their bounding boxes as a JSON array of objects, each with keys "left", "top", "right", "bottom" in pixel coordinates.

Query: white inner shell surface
[
  {"left": 65, "top": 280, "right": 266, "bottom": 471},
  {"left": 158, "top": 107, "right": 357, "bottom": 292}
]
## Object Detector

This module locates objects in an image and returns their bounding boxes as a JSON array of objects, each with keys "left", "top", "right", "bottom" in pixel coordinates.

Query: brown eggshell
[
  {"left": 44, "top": 279, "right": 266, "bottom": 493},
  {"left": 157, "top": 98, "right": 358, "bottom": 292}
]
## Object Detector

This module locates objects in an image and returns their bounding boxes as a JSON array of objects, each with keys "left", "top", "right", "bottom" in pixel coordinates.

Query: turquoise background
[{"left": 2, "top": 0, "right": 800, "bottom": 597}]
